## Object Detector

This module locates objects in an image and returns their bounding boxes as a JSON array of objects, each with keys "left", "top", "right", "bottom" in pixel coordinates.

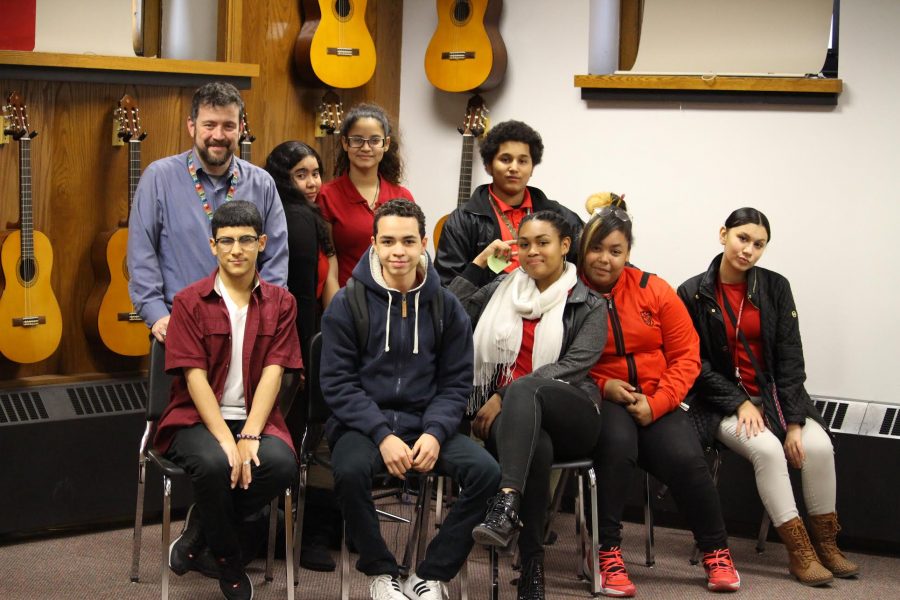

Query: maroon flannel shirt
[{"left": 153, "top": 269, "right": 303, "bottom": 456}]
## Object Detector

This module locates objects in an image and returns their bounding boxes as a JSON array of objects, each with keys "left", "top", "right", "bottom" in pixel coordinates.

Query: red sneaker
[
  {"left": 595, "top": 546, "right": 636, "bottom": 597},
  {"left": 703, "top": 548, "right": 741, "bottom": 592}
]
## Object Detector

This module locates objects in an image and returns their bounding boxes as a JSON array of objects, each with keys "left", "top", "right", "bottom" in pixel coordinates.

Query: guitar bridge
[
  {"left": 117, "top": 312, "right": 144, "bottom": 323},
  {"left": 327, "top": 47, "right": 361, "bottom": 57},
  {"left": 441, "top": 51, "right": 476, "bottom": 61},
  {"left": 12, "top": 316, "right": 46, "bottom": 328}
]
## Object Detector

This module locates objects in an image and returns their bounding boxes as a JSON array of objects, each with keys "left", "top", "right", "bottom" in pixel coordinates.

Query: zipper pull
[{"left": 401, "top": 294, "right": 407, "bottom": 318}]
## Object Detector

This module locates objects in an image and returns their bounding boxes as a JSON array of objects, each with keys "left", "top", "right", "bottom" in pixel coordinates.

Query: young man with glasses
[
  {"left": 128, "top": 81, "right": 289, "bottom": 345},
  {"left": 435, "top": 120, "right": 583, "bottom": 287},
  {"left": 158, "top": 201, "right": 301, "bottom": 600}
]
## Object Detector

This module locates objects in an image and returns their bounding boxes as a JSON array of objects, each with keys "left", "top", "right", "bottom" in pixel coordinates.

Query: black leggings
[
  {"left": 488, "top": 376, "right": 601, "bottom": 561},
  {"left": 592, "top": 401, "right": 728, "bottom": 552}
]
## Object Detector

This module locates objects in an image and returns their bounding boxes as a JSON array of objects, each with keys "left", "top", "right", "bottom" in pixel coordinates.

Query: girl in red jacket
[{"left": 580, "top": 198, "right": 740, "bottom": 597}]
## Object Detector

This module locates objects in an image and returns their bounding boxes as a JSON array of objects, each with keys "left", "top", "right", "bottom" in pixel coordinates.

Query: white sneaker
[
  {"left": 402, "top": 573, "right": 448, "bottom": 600},
  {"left": 368, "top": 574, "right": 407, "bottom": 600}
]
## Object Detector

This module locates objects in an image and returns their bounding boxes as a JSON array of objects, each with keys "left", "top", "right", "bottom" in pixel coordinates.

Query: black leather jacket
[
  {"left": 677, "top": 254, "right": 825, "bottom": 447},
  {"left": 435, "top": 184, "right": 584, "bottom": 287}
]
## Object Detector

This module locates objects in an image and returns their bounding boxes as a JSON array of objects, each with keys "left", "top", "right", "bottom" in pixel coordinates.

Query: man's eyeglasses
[
  {"left": 214, "top": 235, "right": 260, "bottom": 250},
  {"left": 345, "top": 135, "right": 386, "bottom": 148}
]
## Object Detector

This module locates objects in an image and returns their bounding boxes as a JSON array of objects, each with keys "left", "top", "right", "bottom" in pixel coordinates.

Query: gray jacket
[{"left": 448, "top": 266, "right": 607, "bottom": 406}]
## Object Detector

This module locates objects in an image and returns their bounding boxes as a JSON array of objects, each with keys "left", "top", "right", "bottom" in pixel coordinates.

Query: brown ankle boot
[
  {"left": 775, "top": 516, "right": 833, "bottom": 586},
  {"left": 807, "top": 513, "right": 859, "bottom": 578}
]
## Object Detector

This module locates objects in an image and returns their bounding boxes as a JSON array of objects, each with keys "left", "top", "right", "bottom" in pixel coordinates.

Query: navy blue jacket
[{"left": 320, "top": 248, "right": 474, "bottom": 447}]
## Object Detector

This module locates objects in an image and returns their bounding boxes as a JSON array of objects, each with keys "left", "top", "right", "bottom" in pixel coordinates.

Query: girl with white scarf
[{"left": 447, "top": 211, "right": 607, "bottom": 600}]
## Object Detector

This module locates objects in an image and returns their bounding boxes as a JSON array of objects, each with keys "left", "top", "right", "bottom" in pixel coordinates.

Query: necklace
[{"left": 187, "top": 151, "right": 239, "bottom": 220}]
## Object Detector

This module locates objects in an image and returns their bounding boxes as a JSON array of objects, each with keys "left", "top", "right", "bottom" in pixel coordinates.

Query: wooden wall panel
[{"left": 0, "top": 0, "right": 404, "bottom": 385}]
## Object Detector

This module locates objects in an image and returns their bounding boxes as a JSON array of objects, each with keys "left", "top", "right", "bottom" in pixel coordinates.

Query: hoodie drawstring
[
  {"left": 413, "top": 291, "right": 420, "bottom": 355},
  {"left": 384, "top": 292, "right": 392, "bottom": 352}
]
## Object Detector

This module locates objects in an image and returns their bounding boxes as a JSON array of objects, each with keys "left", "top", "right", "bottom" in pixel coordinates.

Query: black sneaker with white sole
[{"left": 168, "top": 504, "right": 219, "bottom": 579}]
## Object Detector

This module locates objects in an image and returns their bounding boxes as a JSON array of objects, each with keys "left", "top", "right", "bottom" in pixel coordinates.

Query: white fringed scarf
[{"left": 470, "top": 262, "right": 577, "bottom": 411}]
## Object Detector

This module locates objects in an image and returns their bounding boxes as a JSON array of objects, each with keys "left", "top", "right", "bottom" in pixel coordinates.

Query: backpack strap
[
  {"left": 640, "top": 271, "right": 654, "bottom": 288},
  {"left": 345, "top": 277, "right": 369, "bottom": 350}
]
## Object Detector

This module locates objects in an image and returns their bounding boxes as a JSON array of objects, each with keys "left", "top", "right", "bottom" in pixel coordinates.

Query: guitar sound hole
[
  {"left": 18, "top": 257, "right": 37, "bottom": 285},
  {"left": 453, "top": 0, "right": 471, "bottom": 23},
  {"left": 334, "top": 0, "right": 351, "bottom": 19}
]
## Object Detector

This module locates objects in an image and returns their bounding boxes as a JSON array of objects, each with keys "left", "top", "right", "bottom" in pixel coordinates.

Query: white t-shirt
[{"left": 217, "top": 275, "right": 249, "bottom": 420}]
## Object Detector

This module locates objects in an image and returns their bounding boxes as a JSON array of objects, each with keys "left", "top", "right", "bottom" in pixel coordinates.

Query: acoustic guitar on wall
[
  {"left": 293, "top": 0, "right": 377, "bottom": 89},
  {"left": 315, "top": 89, "right": 343, "bottom": 180},
  {"left": 425, "top": 0, "right": 508, "bottom": 93},
  {"left": 0, "top": 92, "right": 63, "bottom": 364},
  {"left": 433, "top": 94, "right": 487, "bottom": 250},
  {"left": 84, "top": 95, "right": 150, "bottom": 357},
  {"left": 239, "top": 112, "right": 256, "bottom": 163}
]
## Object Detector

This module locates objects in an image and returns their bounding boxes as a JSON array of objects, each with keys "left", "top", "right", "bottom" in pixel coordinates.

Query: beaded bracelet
[{"left": 236, "top": 433, "right": 262, "bottom": 441}]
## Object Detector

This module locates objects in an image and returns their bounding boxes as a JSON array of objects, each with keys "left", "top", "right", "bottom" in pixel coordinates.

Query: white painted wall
[{"left": 399, "top": 0, "right": 900, "bottom": 405}]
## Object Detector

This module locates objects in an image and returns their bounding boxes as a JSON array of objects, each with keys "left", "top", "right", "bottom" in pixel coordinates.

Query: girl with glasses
[
  {"left": 450, "top": 210, "right": 606, "bottom": 600},
  {"left": 318, "top": 103, "right": 415, "bottom": 286},
  {"left": 580, "top": 196, "right": 741, "bottom": 597},
  {"left": 678, "top": 208, "right": 858, "bottom": 587}
]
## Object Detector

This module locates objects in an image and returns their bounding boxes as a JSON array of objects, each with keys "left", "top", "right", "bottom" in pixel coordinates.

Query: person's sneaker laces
[
  {"left": 368, "top": 574, "right": 408, "bottom": 600},
  {"left": 595, "top": 546, "right": 636, "bottom": 597},
  {"left": 168, "top": 504, "right": 218, "bottom": 578},
  {"left": 472, "top": 490, "right": 522, "bottom": 548},
  {"left": 703, "top": 548, "right": 741, "bottom": 592},
  {"left": 402, "top": 572, "right": 448, "bottom": 600}
]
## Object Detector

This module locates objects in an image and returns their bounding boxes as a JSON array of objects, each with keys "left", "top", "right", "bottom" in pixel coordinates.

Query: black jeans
[
  {"left": 331, "top": 429, "right": 500, "bottom": 581},
  {"left": 488, "top": 376, "right": 602, "bottom": 561},
  {"left": 167, "top": 421, "right": 297, "bottom": 559},
  {"left": 592, "top": 401, "right": 728, "bottom": 552}
]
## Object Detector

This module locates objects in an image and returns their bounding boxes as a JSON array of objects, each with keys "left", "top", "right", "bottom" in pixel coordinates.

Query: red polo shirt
[
  {"left": 318, "top": 174, "right": 415, "bottom": 286},
  {"left": 154, "top": 269, "right": 303, "bottom": 455},
  {"left": 488, "top": 186, "right": 533, "bottom": 273}
]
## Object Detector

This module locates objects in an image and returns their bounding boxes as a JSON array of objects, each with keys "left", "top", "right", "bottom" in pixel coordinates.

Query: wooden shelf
[
  {"left": 0, "top": 51, "right": 259, "bottom": 88},
  {"left": 575, "top": 74, "right": 843, "bottom": 105}
]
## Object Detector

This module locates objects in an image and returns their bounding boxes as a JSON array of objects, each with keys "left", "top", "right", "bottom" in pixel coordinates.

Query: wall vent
[
  {"left": 0, "top": 378, "right": 146, "bottom": 427},
  {"left": 0, "top": 391, "right": 49, "bottom": 424},
  {"left": 811, "top": 396, "right": 866, "bottom": 435}
]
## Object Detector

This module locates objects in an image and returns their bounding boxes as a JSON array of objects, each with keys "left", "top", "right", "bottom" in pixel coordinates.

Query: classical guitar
[
  {"left": 84, "top": 95, "right": 150, "bottom": 357},
  {"left": 425, "top": 0, "right": 508, "bottom": 92},
  {"left": 293, "top": 0, "right": 377, "bottom": 89},
  {"left": 433, "top": 94, "right": 487, "bottom": 249},
  {"left": 239, "top": 112, "right": 256, "bottom": 162},
  {"left": 0, "top": 92, "right": 63, "bottom": 364},
  {"left": 316, "top": 90, "right": 343, "bottom": 179}
]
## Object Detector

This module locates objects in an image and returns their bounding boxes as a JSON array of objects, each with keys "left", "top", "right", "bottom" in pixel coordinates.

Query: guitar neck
[
  {"left": 19, "top": 135, "right": 34, "bottom": 259},
  {"left": 240, "top": 140, "right": 252, "bottom": 163},
  {"left": 128, "top": 138, "right": 142, "bottom": 217},
  {"left": 457, "top": 133, "right": 475, "bottom": 207}
]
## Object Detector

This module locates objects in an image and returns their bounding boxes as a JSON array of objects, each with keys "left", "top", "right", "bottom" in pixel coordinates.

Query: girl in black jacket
[
  {"left": 678, "top": 207, "right": 858, "bottom": 587},
  {"left": 449, "top": 211, "right": 606, "bottom": 600}
]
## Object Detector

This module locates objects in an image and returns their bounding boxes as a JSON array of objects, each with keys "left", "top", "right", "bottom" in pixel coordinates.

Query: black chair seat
[{"left": 146, "top": 449, "right": 186, "bottom": 478}]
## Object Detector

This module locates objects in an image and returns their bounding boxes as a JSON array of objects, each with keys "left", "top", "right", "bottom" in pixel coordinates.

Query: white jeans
[{"left": 717, "top": 415, "right": 835, "bottom": 527}]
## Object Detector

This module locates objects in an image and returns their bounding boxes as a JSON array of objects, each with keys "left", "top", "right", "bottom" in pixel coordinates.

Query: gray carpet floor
[{"left": 0, "top": 504, "right": 895, "bottom": 600}]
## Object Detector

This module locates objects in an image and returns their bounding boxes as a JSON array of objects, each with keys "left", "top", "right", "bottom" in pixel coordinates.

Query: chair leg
[
  {"left": 435, "top": 476, "right": 444, "bottom": 528},
  {"left": 284, "top": 487, "right": 295, "bottom": 600},
  {"left": 489, "top": 545, "right": 499, "bottom": 600},
  {"left": 415, "top": 475, "right": 433, "bottom": 570},
  {"left": 644, "top": 472, "right": 655, "bottom": 567},
  {"left": 576, "top": 470, "right": 587, "bottom": 575},
  {"left": 161, "top": 476, "right": 173, "bottom": 600},
  {"left": 293, "top": 464, "right": 308, "bottom": 577},
  {"left": 340, "top": 521, "right": 350, "bottom": 600},
  {"left": 459, "top": 557, "right": 469, "bottom": 600},
  {"left": 266, "top": 496, "right": 278, "bottom": 582},
  {"left": 401, "top": 475, "right": 431, "bottom": 577},
  {"left": 131, "top": 455, "right": 147, "bottom": 583},
  {"left": 587, "top": 467, "right": 600, "bottom": 596},
  {"left": 757, "top": 512, "right": 771, "bottom": 553}
]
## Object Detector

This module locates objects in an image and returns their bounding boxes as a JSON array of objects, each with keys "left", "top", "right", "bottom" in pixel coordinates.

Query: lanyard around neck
[
  {"left": 719, "top": 283, "right": 746, "bottom": 382},
  {"left": 488, "top": 186, "right": 530, "bottom": 239},
  {"left": 188, "top": 151, "right": 239, "bottom": 221}
]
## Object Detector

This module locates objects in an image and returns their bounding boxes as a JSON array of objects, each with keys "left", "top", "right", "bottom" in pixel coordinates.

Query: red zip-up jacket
[{"left": 589, "top": 267, "right": 701, "bottom": 421}]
